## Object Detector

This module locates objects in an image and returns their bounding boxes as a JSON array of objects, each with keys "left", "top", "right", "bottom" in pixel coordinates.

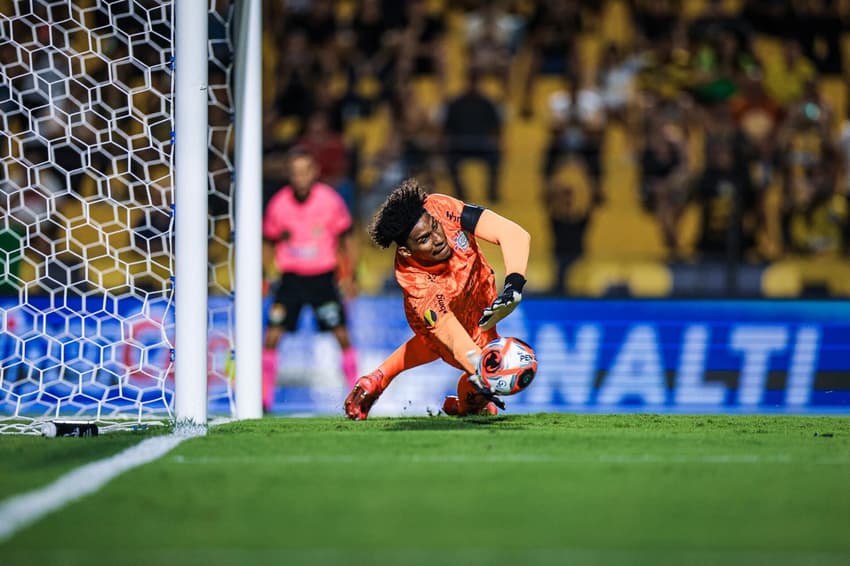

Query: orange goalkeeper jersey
[{"left": 395, "top": 194, "right": 498, "bottom": 370}]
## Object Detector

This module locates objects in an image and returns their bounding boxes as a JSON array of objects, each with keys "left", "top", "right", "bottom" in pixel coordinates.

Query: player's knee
[
  {"left": 316, "top": 301, "right": 343, "bottom": 329},
  {"left": 268, "top": 304, "right": 287, "bottom": 326}
]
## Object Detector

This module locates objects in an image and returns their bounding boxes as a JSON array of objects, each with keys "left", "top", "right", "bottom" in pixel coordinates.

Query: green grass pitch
[{"left": 2, "top": 414, "right": 849, "bottom": 565}]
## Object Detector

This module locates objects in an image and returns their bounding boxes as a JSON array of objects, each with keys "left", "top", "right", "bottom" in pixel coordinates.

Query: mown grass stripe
[{"left": 0, "top": 434, "right": 191, "bottom": 542}]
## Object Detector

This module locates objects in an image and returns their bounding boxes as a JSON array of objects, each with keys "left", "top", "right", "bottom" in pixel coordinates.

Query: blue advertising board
[
  {"left": 1, "top": 296, "right": 848, "bottom": 417},
  {"left": 346, "top": 298, "right": 850, "bottom": 416},
  {"left": 514, "top": 299, "right": 849, "bottom": 411}
]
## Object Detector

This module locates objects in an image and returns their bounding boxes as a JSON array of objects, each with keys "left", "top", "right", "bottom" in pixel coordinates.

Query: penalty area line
[{"left": 0, "top": 433, "right": 195, "bottom": 543}]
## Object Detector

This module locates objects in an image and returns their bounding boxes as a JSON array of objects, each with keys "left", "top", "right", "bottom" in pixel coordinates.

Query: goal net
[{"left": 0, "top": 0, "right": 236, "bottom": 434}]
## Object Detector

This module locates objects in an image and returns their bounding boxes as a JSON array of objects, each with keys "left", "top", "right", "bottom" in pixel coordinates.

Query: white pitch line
[
  {"left": 169, "top": 453, "right": 850, "bottom": 465},
  {"left": 0, "top": 433, "right": 195, "bottom": 543}
]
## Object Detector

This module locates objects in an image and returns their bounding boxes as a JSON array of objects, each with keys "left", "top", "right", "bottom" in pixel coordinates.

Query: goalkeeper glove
[
  {"left": 465, "top": 350, "right": 507, "bottom": 410},
  {"left": 478, "top": 273, "right": 526, "bottom": 330}
]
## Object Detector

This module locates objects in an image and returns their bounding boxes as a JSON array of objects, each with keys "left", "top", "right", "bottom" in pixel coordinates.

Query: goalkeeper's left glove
[{"left": 478, "top": 273, "right": 526, "bottom": 330}]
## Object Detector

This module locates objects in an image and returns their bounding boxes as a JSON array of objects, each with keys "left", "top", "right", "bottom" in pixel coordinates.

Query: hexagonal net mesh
[{"left": 0, "top": 0, "right": 236, "bottom": 434}]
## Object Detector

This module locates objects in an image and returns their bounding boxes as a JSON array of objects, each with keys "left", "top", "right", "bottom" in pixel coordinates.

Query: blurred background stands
[{"left": 8, "top": 0, "right": 850, "bottom": 300}]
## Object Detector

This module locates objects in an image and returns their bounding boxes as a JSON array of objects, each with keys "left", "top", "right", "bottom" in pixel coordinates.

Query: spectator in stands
[
  {"left": 692, "top": 141, "right": 759, "bottom": 261},
  {"left": 262, "top": 148, "right": 359, "bottom": 413},
  {"left": 781, "top": 80, "right": 834, "bottom": 185},
  {"left": 349, "top": 0, "right": 406, "bottom": 107},
  {"left": 520, "top": 0, "right": 582, "bottom": 117},
  {"left": 544, "top": 181, "right": 598, "bottom": 295},
  {"left": 837, "top": 100, "right": 850, "bottom": 192},
  {"left": 764, "top": 38, "right": 816, "bottom": 106},
  {"left": 3, "top": 144, "right": 76, "bottom": 293},
  {"left": 688, "top": 0, "right": 752, "bottom": 53},
  {"left": 286, "top": 0, "right": 339, "bottom": 75},
  {"left": 689, "top": 28, "right": 759, "bottom": 105},
  {"left": 297, "top": 112, "right": 353, "bottom": 211},
  {"left": 12, "top": 145, "right": 66, "bottom": 252},
  {"left": 263, "top": 146, "right": 290, "bottom": 210},
  {"left": 351, "top": 0, "right": 395, "bottom": 65},
  {"left": 133, "top": 208, "right": 171, "bottom": 260},
  {"left": 635, "top": 27, "right": 694, "bottom": 104},
  {"left": 741, "top": 0, "right": 795, "bottom": 39},
  {"left": 639, "top": 115, "right": 691, "bottom": 256},
  {"left": 543, "top": 75, "right": 607, "bottom": 204},
  {"left": 390, "top": 82, "right": 439, "bottom": 179},
  {"left": 784, "top": 160, "right": 849, "bottom": 257},
  {"left": 729, "top": 71, "right": 783, "bottom": 142},
  {"left": 359, "top": 130, "right": 413, "bottom": 222},
  {"left": 463, "top": 0, "right": 525, "bottom": 55},
  {"left": 463, "top": 1, "right": 519, "bottom": 95},
  {"left": 0, "top": 228, "right": 20, "bottom": 295},
  {"left": 730, "top": 74, "right": 784, "bottom": 236},
  {"left": 796, "top": 0, "right": 843, "bottom": 76},
  {"left": 631, "top": 0, "right": 679, "bottom": 46},
  {"left": 303, "top": 0, "right": 338, "bottom": 45},
  {"left": 398, "top": 0, "right": 447, "bottom": 89},
  {"left": 785, "top": 79, "right": 834, "bottom": 146},
  {"left": 441, "top": 69, "right": 503, "bottom": 203},
  {"left": 598, "top": 42, "right": 645, "bottom": 125},
  {"left": 312, "top": 82, "right": 346, "bottom": 135},
  {"left": 265, "top": 30, "right": 320, "bottom": 144}
]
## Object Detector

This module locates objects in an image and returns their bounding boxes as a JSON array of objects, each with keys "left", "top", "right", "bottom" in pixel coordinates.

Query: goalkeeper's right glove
[
  {"left": 466, "top": 350, "right": 506, "bottom": 411},
  {"left": 478, "top": 273, "right": 526, "bottom": 330}
]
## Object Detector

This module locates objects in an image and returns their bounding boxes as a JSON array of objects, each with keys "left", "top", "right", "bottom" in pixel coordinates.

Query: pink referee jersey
[{"left": 263, "top": 182, "right": 352, "bottom": 276}]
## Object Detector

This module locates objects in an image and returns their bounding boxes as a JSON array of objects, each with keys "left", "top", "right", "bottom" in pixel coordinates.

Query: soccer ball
[{"left": 476, "top": 336, "right": 538, "bottom": 396}]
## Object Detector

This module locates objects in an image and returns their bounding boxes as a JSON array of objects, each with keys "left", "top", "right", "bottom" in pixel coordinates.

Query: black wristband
[{"left": 504, "top": 273, "right": 526, "bottom": 293}]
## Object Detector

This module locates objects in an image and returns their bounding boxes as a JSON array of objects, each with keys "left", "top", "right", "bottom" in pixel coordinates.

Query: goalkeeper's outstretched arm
[
  {"left": 473, "top": 209, "right": 531, "bottom": 278},
  {"left": 472, "top": 209, "right": 530, "bottom": 329}
]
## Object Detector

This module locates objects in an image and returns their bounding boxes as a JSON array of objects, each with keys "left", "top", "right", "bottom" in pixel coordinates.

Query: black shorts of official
[{"left": 268, "top": 271, "right": 346, "bottom": 332}]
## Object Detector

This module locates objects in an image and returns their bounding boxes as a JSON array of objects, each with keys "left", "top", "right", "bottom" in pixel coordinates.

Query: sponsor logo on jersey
[
  {"left": 435, "top": 293, "right": 448, "bottom": 313},
  {"left": 445, "top": 210, "right": 461, "bottom": 223},
  {"left": 454, "top": 231, "right": 469, "bottom": 251},
  {"left": 424, "top": 309, "right": 438, "bottom": 327}
]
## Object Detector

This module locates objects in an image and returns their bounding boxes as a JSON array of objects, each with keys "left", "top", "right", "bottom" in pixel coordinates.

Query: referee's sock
[
  {"left": 341, "top": 346, "right": 358, "bottom": 388},
  {"left": 262, "top": 348, "right": 277, "bottom": 413}
]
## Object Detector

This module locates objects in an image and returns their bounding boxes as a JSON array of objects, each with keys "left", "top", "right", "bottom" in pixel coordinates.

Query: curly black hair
[{"left": 368, "top": 178, "right": 428, "bottom": 248}]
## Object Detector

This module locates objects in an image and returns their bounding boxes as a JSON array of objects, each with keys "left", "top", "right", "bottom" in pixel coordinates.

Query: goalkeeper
[{"left": 345, "top": 179, "right": 530, "bottom": 420}]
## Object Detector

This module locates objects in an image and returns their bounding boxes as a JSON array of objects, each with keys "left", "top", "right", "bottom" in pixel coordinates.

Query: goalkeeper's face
[{"left": 402, "top": 212, "right": 452, "bottom": 265}]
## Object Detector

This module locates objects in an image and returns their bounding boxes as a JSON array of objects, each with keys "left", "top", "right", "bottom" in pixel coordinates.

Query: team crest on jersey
[
  {"left": 424, "top": 309, "right": 438, "bottom": 327},
  {"left": 454, "top": 231, "right": 469, "bottom": 251}
]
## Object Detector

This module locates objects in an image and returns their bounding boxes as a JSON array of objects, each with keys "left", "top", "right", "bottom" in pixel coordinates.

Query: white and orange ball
[{"left": 476, "top": 337, "right": 538, "bottom": 395}]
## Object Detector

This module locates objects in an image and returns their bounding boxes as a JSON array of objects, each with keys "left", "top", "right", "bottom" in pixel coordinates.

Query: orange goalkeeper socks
[{"left": 375, "top": 336, "right": 439, "bottom": 390}]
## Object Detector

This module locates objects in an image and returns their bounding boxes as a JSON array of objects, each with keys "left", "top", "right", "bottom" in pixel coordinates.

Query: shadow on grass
[{"left": 379, "top": 414, "right": 526, "bottom": 431}]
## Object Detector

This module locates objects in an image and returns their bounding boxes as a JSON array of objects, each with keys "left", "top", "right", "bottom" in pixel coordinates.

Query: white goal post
[
  {"left": 232, "top": 0, "right": 263, "bottom": 421},
  {"left": 0, "top": 0, "right": 263, "bottom": 434}
]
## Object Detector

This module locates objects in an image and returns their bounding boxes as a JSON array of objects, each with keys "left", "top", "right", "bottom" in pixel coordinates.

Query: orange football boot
[{"left": 442, "top": 374, "right": 500, "bottom": 416}]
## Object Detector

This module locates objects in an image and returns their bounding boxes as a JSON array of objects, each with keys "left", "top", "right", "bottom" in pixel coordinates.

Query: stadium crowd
[
  {"left": 2, "top": 0, "right": 849, "bottom": 299},
  {"left": 261, "top": 0, "right": 850, "bottom": 298}
]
